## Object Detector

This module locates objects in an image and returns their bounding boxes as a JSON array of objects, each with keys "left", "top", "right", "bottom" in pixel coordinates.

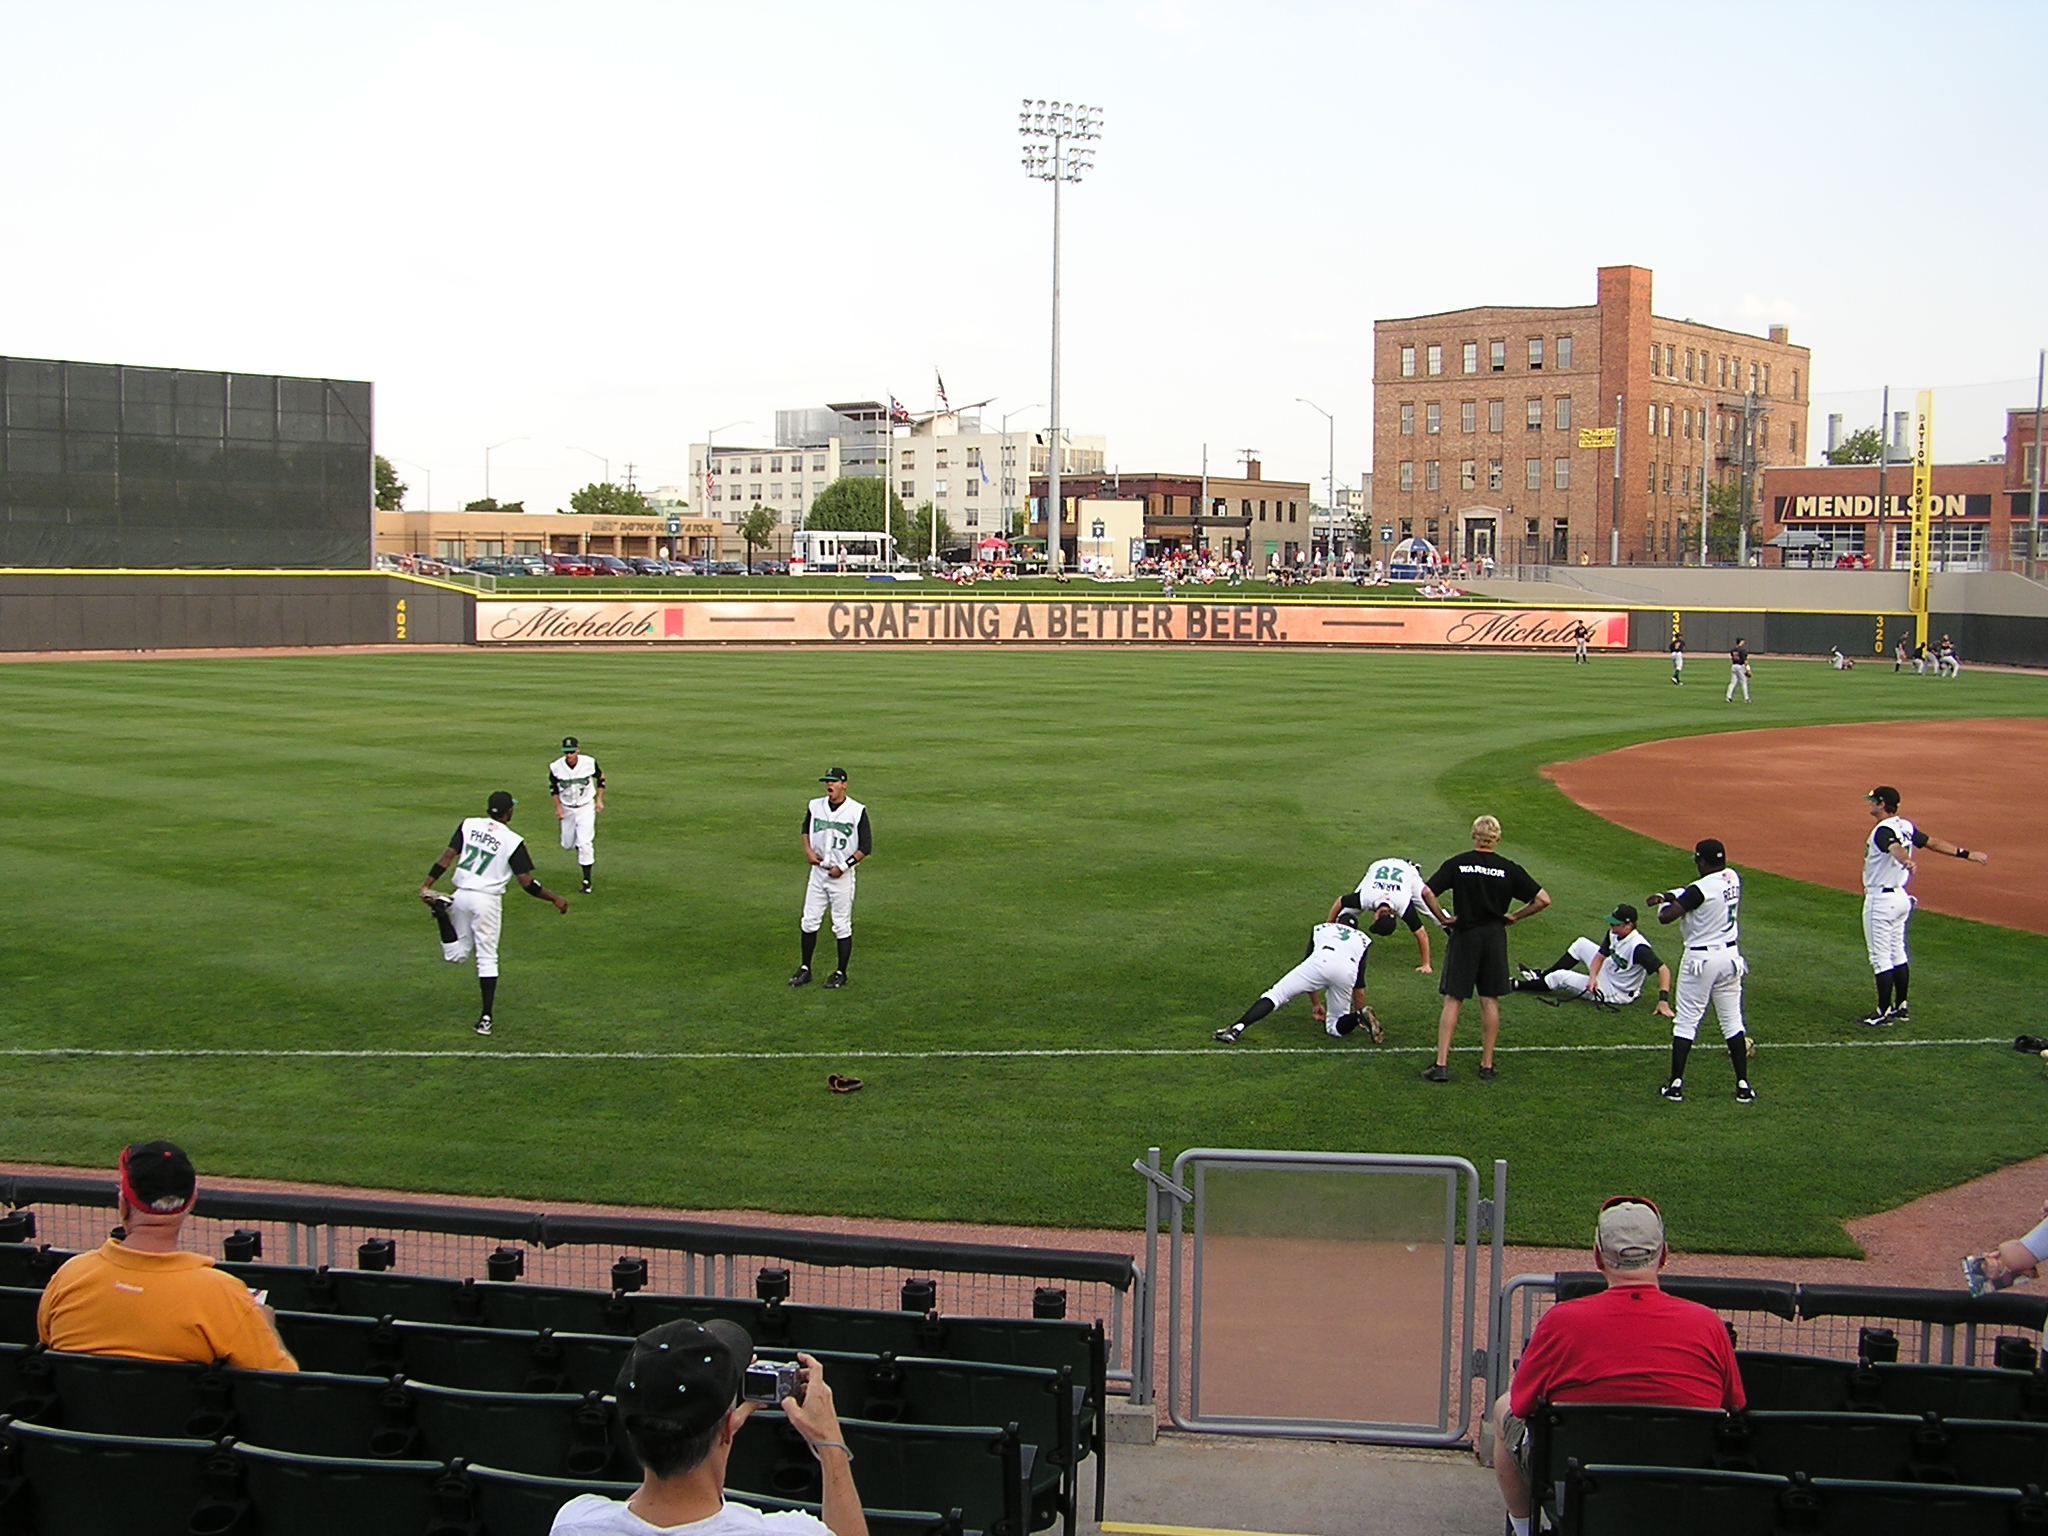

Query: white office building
[{"left": 892, "top": 412, "right": 1107, "bottom": 538}]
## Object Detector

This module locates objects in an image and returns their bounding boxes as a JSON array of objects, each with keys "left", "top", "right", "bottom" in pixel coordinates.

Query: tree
[
  {"left": 1705, "top": 481, "right": 1758, "bottom": 564},
  {"left": 463, "top": 497, "right": 526, "bottom": 514},
  {"left": 374, "top": 455, "right": 407, "bottom": 510},
  {"left": 901, "top": 501, "right": 956, "bottom": 562},
  {"left": 1826, "top": 426, "right": 1884, "bottom": 465},
  {"left": 568, "top": 481, "right": 652, "bottom": 518},
  {"left": 737, "top": 505, "right": 779, "bottom": 571},
  {"left": 805, "top": 476, "right": 908, "bottom": 534}
]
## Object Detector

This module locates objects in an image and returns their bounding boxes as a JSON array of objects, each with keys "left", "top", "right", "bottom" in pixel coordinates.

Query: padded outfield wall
[{"left": 0, "top": 572, "right": 471, "bottom": 651}]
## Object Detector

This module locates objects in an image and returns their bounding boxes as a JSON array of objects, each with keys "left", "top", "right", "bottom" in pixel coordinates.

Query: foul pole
[{"left": 1908, "top": 390, "right": 1935, "bottom": 648}]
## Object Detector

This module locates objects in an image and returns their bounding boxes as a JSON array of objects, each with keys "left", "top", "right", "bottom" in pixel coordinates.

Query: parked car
[
  {"left": 682, "top": 557, "right": 712, "bottom": 575},
  {"left": 754, "top": 559, "right": 789, "bottom": 575},
  {"left": 587, "top": 555, "right": 636, "bottom": 576},
  {"left": 626, "top": 557, "right": 671, "bottom": 575},
  {"left": 712, "top": 561, "right": 748, "bottom": 577},
  {"left": 545, "top": 554, "right": 599, "bottom": 576}
]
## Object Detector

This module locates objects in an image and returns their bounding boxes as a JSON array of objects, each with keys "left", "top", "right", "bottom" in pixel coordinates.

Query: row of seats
[
  {"left": 1555, "top": 1462, "right": 2048, "bottom": 1536},
  {"left": 1738, "top": 1349, "right": 2048, "bottom": 1421},
  {"left": 0, "top": 1416, "right": 981, "bottom": 1536}
]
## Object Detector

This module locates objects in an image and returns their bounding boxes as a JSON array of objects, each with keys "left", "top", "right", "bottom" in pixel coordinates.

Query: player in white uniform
[
  {"left": 548, "top": 736, "right": 606, "bottom": 894},
  {"left": 1650, "top": 838, "right": 1755, "bottom": 1104},
  {"left": 790, "top": 768, "right": 872, "bottom": 990},
  {"left": 1670, "top": 633, "right": 1685, "bottom": 685},
  {"left": 1859, "top": 785, "right": 1988, "bottom": 1027},
  {"left": 1726, "top": 639, "right": 1752, "bottom": 702},
  {"left": 1329, "top": 856, "right": 1435, "bottom": 972},
  {"left": 420, "top": 791, "right": 568, "bottom": 1035},
  {"left": 1215, "top": 910, "right": 1379, "bottom": 1044},
  {"left": 1509, "top": 903, "right": 1674, "bottom": 1015}
]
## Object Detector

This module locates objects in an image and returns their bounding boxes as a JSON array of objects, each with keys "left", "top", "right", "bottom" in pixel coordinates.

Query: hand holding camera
[{"left": 748, "top": 1352, "right": 849, "bottom": 1458}]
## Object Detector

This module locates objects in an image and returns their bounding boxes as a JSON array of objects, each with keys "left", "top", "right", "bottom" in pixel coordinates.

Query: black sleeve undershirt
[
  {"left": 509, "top": 845, "right": 534, "bottom": 877},
  {"left": 1635, "top": 944, "right": 1664, "bottom": 973},
  {"left": 1678, "top": 885, "right": 1706, "bottom": 912},
  {"left": 1403, "top": 906, "right": 1423, "bottom": 932},
  {"left": 856, "top": 809, "right": 872, "bottom": 856}
]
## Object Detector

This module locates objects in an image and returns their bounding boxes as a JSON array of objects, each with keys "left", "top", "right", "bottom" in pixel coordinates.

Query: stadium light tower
[{"left": 1020, "top": 99, "right": 1101, "bottom": 578}]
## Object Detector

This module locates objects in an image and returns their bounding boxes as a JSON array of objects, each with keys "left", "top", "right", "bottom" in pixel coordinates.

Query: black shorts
[{"left": 1440, "top": 923, "right": 1510, "bottom": 1000}]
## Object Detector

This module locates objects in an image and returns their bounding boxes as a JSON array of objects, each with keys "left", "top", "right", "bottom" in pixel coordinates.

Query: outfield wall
[{"left": 0, "top": 571, "right": 472, "bottom": 651}]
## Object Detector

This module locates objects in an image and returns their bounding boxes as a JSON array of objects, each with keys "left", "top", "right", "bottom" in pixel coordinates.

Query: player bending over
[
  {"left": 422, "top": 791, "right": 568, "bottom": 1036},
  {"left": 1510, "top": 903, "right": 1673, "bottom": 1017},
  {"left": 1215, "top": 910, "right": 1379, "bottom": 1045},
  {"left": 1329, "top": 855, "right": 1435, "bottom": 973}
]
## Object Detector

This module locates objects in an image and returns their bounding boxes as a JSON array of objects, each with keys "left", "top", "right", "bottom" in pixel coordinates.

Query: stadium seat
[
  {"left": 271, "top": 1310, "right": 386, "bottom": 1375},
  {"left": 405, "top": 1380, "right": 627, "bottom": 1480},
  {"left": 730, "top": 1410, "right": 1036, "bottom": 1536},
  {"left": 0, "top": 1246, "right": 70, "bottom": 1293},
  {"left": 1802, "top": 1474, "right": 2047, "bottom": 1535},
  {"left": 226, "top": 1367, "right": 405, "bottom": 1458},
  {"left": 274, "top": 1310, "right": 564, "bottom": 1392},
  {"left": 0, "top": 1416, "right": 219, "bottom": 1536},
  {"left": 1523, "top": 1402, "right": 1725, "bottom": 1523},
  {"left": 229, "top": 1439, "right": 472, "bottom": 1535},
  {"left": 1735, "top": 1349, "right": 1860, "bottom": 1411},
  {"left": 1870, "top": 1361, "right": 2037, "bottom": 1421},
  {"left": 552, "top": 1330, "right": 635, "bottom": 1394},
  {"left": 1943, "top": 1416, "right": 2048, "bottom": 1489},
  {"left": 1559, "top": 1462, "right": 1792, "bottom": 1536},
  {"left": 41, "top": 1351, "right": 213, "bottom": 1439},
  {"left": 0, "top": 1288, "right": 43, "bottom": 1348},
  {"left": 1727, "top": 1409, "right": 1931, "bottom": 1483}
]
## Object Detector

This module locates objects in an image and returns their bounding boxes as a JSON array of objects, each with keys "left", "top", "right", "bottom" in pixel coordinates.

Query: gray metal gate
[{"left": 1135, "top": 1148, "right": 1503, "bottom": 1447}]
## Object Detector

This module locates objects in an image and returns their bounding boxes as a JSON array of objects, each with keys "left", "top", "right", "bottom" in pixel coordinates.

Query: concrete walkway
[{"left": 1086, "top": 1433, "right": 1500, "bottom": 1536}]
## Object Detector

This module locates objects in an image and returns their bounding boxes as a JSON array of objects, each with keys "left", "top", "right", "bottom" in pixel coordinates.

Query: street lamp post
[
  {"left": 701, "top": 421, "right": 752, "bottom": 565},
  {"left": 1297, "top": 398, "right": 1334, "bottom": 569},
  {"left": 483, "top": 437, "right": 527, "bottom": 504},
  {"left": 390, "top": 458, "right": 432, "bottom": 514},
  {"left": 999, "top": 404, "right": 1042, "bottom": 550},
  {"left": 567, "top": 445, "right": 610, "bottom": 485},
  {"left": 1020, "top": 99, "right": 1102, "bottom": 579}
]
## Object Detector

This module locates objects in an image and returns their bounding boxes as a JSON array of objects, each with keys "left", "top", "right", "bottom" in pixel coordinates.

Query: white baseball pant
[
  {"left": 1544, "top": 936, "right": 1640, "bottom": 1004},
  {"left": 1863, "top": 889, "right": 1913, "bottom": 972},
  {"left": 559, "top": 803, "right": 596, "bottom": 861},
  {"left": 1673, "top": 652, "right": 1685, "bottom": 676},
  {"left": 801, "top": 864, "right": 856, "bottom": 939},
  {"left": 1942, "top": 655, "right": 1961, "bottom": 678},
  {"left": 1673, "top": 947, "right": 1745, "bottom": 1040},
  {"left": 443, "top": 889, "right": 503, "bottom": 979},
  {"left": 1262, "top": 951, "right": 1360, "bottom": 1027},
  {"left": 1727, "top": 664, "right": 1750, "bottom": 701}
]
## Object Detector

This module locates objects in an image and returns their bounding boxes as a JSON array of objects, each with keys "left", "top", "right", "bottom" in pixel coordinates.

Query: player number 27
[{"left": 456, "top": 843, "right": 491, "bottom": 873}]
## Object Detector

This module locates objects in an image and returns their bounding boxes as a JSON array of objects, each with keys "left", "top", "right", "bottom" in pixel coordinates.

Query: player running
[
  {"left": 1859, "top": 785, "right": 1988, "bottom": 1027},
  {"left": 1670, "top": 633, "right": 1685, "bottom": 685},
  {"left": 1651, "top": 838, "right": 1754, "bottom": 1104},
  {"left": 549, "top": 736, "right": 605, "bottom": 893},
  {"left": 1510, "top": 903, "right": 1673, "bottom": 1016},
  {"left": 1329, "top": 855, "right": 1435, "bottom": 973},
  {"left": 1215, "top": 909, "right": 1378, "bottom": 1044},
  {"left": 790, "top": 768, "right": 872, "bottom": 990},
  {"left": 421, "top": 791, "right": 568, "bottom": 1036}
]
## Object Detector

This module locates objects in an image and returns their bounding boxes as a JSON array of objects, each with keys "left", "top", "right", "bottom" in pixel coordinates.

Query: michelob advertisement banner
[{"left": 477, "top": 599, "right": 1629, "bottom": 649}]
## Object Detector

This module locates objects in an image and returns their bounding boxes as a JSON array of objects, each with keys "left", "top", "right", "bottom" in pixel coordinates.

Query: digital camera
[{"left": 744, "top": 1360, "right": 803, "bottom": 1405}]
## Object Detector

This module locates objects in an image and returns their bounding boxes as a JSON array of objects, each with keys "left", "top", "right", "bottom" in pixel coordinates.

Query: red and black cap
[{"left": 118, "top": 1141, "right": 197, "bottom": 1217}]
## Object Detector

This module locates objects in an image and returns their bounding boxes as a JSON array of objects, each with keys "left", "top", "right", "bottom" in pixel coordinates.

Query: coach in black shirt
[{"left": 1419, "top": 815, "right": 1549, "bottom": 1083}]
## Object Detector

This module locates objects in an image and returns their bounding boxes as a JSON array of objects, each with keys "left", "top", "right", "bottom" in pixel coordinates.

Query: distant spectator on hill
[
  {"left": 1492, "top": 1198, "right": 1743, "bottom": 1536},
  {"left": 37, "top": 1142, "right": 297, "bottom": 1370},
  {"left": 553, "top": 1319, "right": 867, "bottom": 1536}
]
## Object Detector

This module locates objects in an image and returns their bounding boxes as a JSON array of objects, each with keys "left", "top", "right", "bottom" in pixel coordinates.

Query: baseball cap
[
  {"left": 488, "top": 791, "right": 517, "bottom": 817},
  {"left": 1693, "top": 838, "right": 1726, "bottom": 867},
  {"left": 819, "top": 767, "right": 848, "bottom": 783},
  {"left": 614, "top": 1318, "right": 753, "bottom": 1432},
  {"left": 1595, "top": 1196, "right": 1664, "bottom": 1270},
  {"left": 562, "top": 736, "right": 580, "bottom": 752},
  {"left": 1866, "top": 785, "right": 1900, "bottom": 812},
  {"left": 119, "top": 1141, "right": 197, "bottom": 1216},
  {"left": 1606, "top": 903, "right": 1638, "bottom": 925}
]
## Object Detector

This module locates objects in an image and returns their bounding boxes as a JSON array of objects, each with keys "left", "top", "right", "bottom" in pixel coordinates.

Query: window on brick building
[
  {"left": 1490, "top": 341, "right": 1506, "bottom": 372},
  {"left": 1682, "top": 407, "right": 1691, "bottom": 439},
  {"left": 1400, "top": 345, "right": 1416, "bottom": 378},
  {"left": 1427, "top": 344, "right": 1443, "bottom": 376},
  {"left": 1400, "top": 403, "right": 1414, "bottom": 435},
  {"left": 1426, "top": 460, "right": 1441, "bottom": 491},
  {"left": 1400, "top": 518, "right": 1413, "bottom": 539},
  {"left": 1557, "top": 336, "right": 1573, "bottom": 369},
  {"left": 1684, "top": 349, "right": 1694, "bottom": 382},
  {"left": 1528, "top": 338, "right": 1544, "bottom": 369},
  {"left": 1488, "top": 399, "right": 1505, "bottom": 432},
  {"left": 1526, "top": 457, "right": 1541, "bottom": 491},
  {"left": 1399, "top": 461, "right": 1414, "bottom": 492},
  {"left": 1647, "top": 402, "right": 1657, "bottom": 436},
  {"left": 1663, "top": 463, "right": 1673, "bottom": 494},
  {"left": 1426, "top": 402, "right": 1441, "bottom": 434},
  {"left": 1719, "top": 356, "right": 1729, "bottom": 388},
  {"left": 1663, "top": 404, "right": 1672, "bottom": 437},
  {"left": 1647, "top": 462, "right": 1657, "bottom": 492},
  {"left": 1789, "top": 420, "right": 1798, "bottom": 456},
  {"left": 1463, "top": 342, "right": 1478, "bottom": 374},
  {"left": 1555, "top": 457, "right": 1570, "bottom": 490},
  {"left": 1666, "top": 344, "right": 1676, "bottom": 375},
  {"left": 1762, "top": 364, "right": 1771, "bottom": 396},
  {"left": 1461, "top": 459, "right": 1477, "bottom": 490},
  {"left": 1488, "top": 457, "right": 1503, "bottom": 491},
  {"left": 1555, "top": 396, "right": 1572, "bottom": 431},
  {"left": 1461, "top": 401, "right": 1477, "bottom": 433},
  {"left": 1526, "top": 398, "right": 1542, "bottom": 431},
  {"left": 1791, "top": 369, "right": 1800, "bottom": 400},
  {"left": 1649, "top": 342, "right": 1660, "bottom": 373},
  {"left": 1748, "top": 361, "right": 1758, "bottom": 392}
]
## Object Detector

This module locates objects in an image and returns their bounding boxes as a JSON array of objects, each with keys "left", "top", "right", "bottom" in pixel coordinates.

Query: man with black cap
[
  {"left": 37, "top": 1142, "right": 297, "bottom": 1370},
  {"left": 422, "top": 790, "right": 569, "bottom": 1036},
  {"left": 790, "top": 769, "right": 871, "bottom": 990},
  {"left": 1859, "top": 785, "right": 1988, "bottom": 1027},
  {"left": 1328, "top": 854, "right": 1435, "bottom": 973},
  {"left": 552, "top": 1319, "right": 865, "bottom": 1536},
  {"left": 1509, "top": 903, "right": 1673, "bottom": 1015},
  {"left": 1650, "top": 838, "right": 1755, "bottom": 1104},
  {"left": 549, "top": 736, "right": 607, "bottom": 894},
  {"left": 1491, "top": 1197, "right": 1743, "bottom": 1536}
]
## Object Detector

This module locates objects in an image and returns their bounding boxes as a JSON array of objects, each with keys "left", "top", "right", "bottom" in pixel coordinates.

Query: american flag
[
  {"left": 889, "top": 396, "right": 910, "bottom": 424},
  {"left": 935, "top": 370, "right": 951, "bottom": 411}
]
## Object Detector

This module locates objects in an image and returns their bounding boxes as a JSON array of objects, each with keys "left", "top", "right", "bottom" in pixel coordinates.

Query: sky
[{"left": 5, "top": 1, "right": 2045, "bottom": 515}]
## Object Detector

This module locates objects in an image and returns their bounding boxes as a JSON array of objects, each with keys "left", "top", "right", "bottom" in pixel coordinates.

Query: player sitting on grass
[
  {"left": 1215, "top": 909, "right": 1380, "bottom": 1045},
  {"left": 1509, "top": 903, "right": 1672, "bottom": 1017}
]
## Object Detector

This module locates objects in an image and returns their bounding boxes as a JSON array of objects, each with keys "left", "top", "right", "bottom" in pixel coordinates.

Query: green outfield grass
[{"left": 3, "top": 648, "right": 2043, "bottom": 1256}]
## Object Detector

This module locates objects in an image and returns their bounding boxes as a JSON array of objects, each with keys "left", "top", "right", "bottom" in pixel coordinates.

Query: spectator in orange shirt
[{"left": 36, "top": 1141, "right": 296, "bottom": 1370}]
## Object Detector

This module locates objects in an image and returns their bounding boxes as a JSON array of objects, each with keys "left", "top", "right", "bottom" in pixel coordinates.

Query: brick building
[
  {"left": 1372, "top": 265, "right": 1812, "bottom": 566},
  {"left": 1029, "top": 460, "right": 1313, "bottom": 571}
]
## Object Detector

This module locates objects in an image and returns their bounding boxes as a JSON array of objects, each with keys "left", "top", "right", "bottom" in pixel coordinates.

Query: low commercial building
[
  {"left": 1028, "top": 460, "right": 1314, "bottom": 572},
  {"left": 375, "top": 509, "right": 719, "bottom": 564}
]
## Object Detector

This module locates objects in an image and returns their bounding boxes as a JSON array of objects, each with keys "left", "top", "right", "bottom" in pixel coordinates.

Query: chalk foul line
[{"left": 0, "top": 1038, "right": 2016, "bottom": 1063}]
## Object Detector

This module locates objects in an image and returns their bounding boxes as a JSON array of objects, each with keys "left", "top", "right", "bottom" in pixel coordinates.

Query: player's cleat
[
  {"left": 1659, "top": 1080, "right": 1685, "bottom": 1102},
  {"left": 788, "top": 966, "right": 812, "bottom": 987},
  {"left": 824, "top": 970, "right": 848, "bottom": 989},
  {"left": 474, "top": 1015, "right": 492, "bottom": 1037},
  {"left": 1734, "top": 1080, "right": 1757, "bottom": 1105},
  {"left": 424, "top": 892, "right": 452, "bottom": 912},
  {"left": 1477, "top": 1065, "right": 1498, "bottom": 1082},
  {"left": 581, "top": 879, "right": 593, "bottom": 894},
  {"left": 1362, "top": 1005, "right": 1383, "bottom": 1045},
  {"left": 2013, "top": 1035, "right": 2048, "bottom": 1055},
  {"left": 1421, "top": 1063, "right": 1449, "bottom": 1083},
  {"left": 1890, "top": 1001, "right": 1909, "bottom": 1023},
  {"left": 1517, "top": 965, "right": 1544, "bottom": 986},
  {"left": 1213, "top": 1025, "right": 1243, "bottom": 1044},
  {"left": 1859, "top": 1007, "right": 1895, "bottom": 1028}
]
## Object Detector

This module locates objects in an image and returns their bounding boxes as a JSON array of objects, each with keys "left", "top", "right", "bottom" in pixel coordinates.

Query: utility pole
[
  {"left": 2029, "top": 351, "right": 2045, "bottom": 582},
  {"left": 1610, "top": 394, "right": 1622, "bottom": 566},
  {"left": 1297, "top": 398, "right": 1334, "bottom": 569},
  {"left": 1198, "top": 443, "right": 1207, "bottom": 556},
  {"left": 1020, "top": 101, "right": 1101, "bottom": 578},
  {"left": 1739, "top": 390, "right": 1758, "bottom": 567}
]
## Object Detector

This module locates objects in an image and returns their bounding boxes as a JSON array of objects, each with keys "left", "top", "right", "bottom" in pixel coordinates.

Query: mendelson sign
[{"left": 477, "top": 600, "right": 1628, "bottom": 649}]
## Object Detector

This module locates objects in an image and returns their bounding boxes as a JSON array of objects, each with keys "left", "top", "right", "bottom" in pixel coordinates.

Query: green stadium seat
[
  {"left": 225, "top": 1367, "right": 403, "bottom": 1458},
  {"left": 1729, "top": 1410, "right": 1931, "bottom": 1483},
  {"left": 274, "top": 1310, "right": 563, "bottom": 1392},
  {"left": 0, "top": 1416, "right": 219, "bottom": 1536},
  {"left": 1870, "top": 1361, "right": 2037, "bottom": 1421},
  {"left": 229, "top": 1440, "right": 471, "bottom": 1535},
  {"left": 0, "top": 1288, "right": 44, "bottom": 1348},
  {"left": 0, "top": 1247, "right": 69, "bottom": 1293},
  {"left": 1803, "top": 1475, "right": 2046, "bottom": 1534},
  {"left": 1943, "top": 1416, "right": 2048, "bottom": 1489},
  {"left": 1559, "top": 1462, "right": 1793, "bottom": 1536},
  {"left": 1523, "top": 1402, "right": 1725, "bottom": 1524},
  {"left": 730, "top": 1411, "right": 1035, "bottom": 1536},
  {"left": 41, "top": 1352, "right": 211, "bottom": 1439},
  {"left": 1735, "top": 1349, "right": 1859, "bottom": 1411},
  {"left": 552, "top": 1330, "right": 635, "bottom": 1395},
  {"left": 272, "top": 1310, "right": 385, "bottom": 1375},
  {"left": 405, "top": 1380, "right": 625, "bottom": 1480}
]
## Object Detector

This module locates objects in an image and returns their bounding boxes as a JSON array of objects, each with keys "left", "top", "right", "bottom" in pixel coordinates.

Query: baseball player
[
  {"left": 1329, "top": 855, "right": 1435, "bottom": 973},
  {"left": 1651, "top": 838, "right": 1754, "bottom": 1104},
  {"left": 1509, "top": 903, "right": 1673, "bottom": 1017},
  {"left": 1726, "top": 638, "right": 1752, "bottom": 702},
  {"left": 548, "top": 736, "right": 605, "bottom": 894},
  {"left": 1670, "top": 633, "right": 1685, "bottom": 685},
  {"left": 790, "top": 767, "right": 871, "bottom": 989},
  {"left": 1571, "top": 621, "right": 1590, "bottom": 665},
  {"left": 1939, "top": 635, "right": 1961, "bottom": 679},
  {"left": 421, "top": 791, "right": 568, "bottom": 1036},
  {"left": 1215, "top": 909, "right": 1379, "bottom": 1044},
  {"left": 1859, "top": 785, "right": 1989, "bottom": 1027}
]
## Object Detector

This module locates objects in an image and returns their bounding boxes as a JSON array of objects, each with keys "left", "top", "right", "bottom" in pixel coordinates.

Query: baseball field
[{"left": 4, "top": 646, "right": 2044, "bottom": 1258}]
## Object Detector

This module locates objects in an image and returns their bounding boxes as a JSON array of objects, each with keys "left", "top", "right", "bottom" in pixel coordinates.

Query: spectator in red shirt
[{"left": 1492, "top": 1197, "right": 1743, "bottom": 1536}]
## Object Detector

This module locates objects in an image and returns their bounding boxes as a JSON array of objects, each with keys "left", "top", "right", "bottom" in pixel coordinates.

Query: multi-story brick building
[{"left": 1372, "top": 265, "right": 1812, "bottom": 566}]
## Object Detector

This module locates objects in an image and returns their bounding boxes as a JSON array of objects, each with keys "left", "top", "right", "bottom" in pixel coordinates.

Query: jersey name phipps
[{"left": 451, "top": 816, "right": 531, "bottom": 892}]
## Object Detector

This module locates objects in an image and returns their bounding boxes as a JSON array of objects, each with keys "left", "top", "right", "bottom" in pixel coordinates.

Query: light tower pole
[
  {"left": 1020, "top": 99, "right": 1101, "bottom": 579},
  {"left": 1297, "top": 398, "right": 1334, "bottom": 565}
]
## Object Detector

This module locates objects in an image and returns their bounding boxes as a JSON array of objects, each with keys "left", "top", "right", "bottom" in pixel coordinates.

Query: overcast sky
[{"left": 6, "top": 1, "right": 2043, "bottom": 514}]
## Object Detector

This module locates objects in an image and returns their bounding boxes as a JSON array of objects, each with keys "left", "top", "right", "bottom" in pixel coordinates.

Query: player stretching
[
  {"left": 549, "top": 736, "right": 605, "bottom": 893},
  {"left": 1330, "top": 855, "right": 1434, "bottom": 973},
  {"left": 790, "top": 768, "right": 871, "bottom": 990},
  {"left": 1859, "top": 785, "right": 1988, "bottom": 1027},
  {"left": 1652, "top": 838, "right": 1753, "bottom": 1104},
  {"left": 421, "top": 791, "right": 568, "bottom": 1036},
  {"left": 1511, "top": 903, "right": 1673, "bottom": 1017},
  {"left": 1216, "top": 909, "right": 1378, "bottom": 1044}
]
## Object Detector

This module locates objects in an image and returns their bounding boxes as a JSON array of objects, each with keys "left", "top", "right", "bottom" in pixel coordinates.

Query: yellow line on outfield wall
[
  {"left": 1103, "top": 1523, "right": 1327, "bottom": 1536},
  {"left": 0, "top": 567, "right": 476, "bottom": 595}
]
